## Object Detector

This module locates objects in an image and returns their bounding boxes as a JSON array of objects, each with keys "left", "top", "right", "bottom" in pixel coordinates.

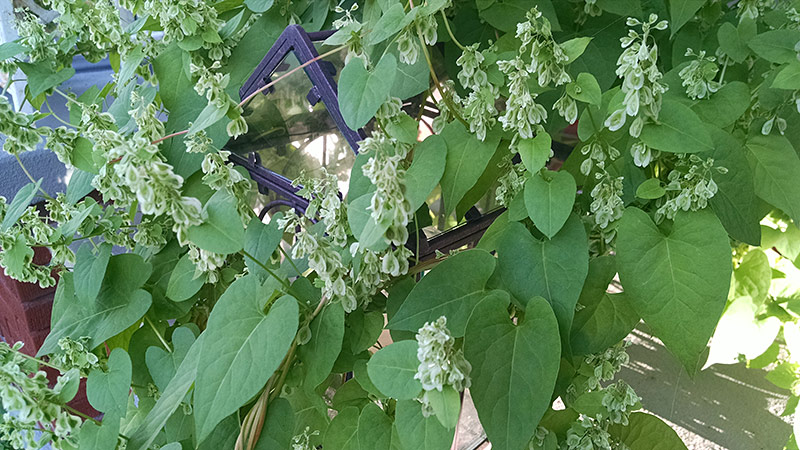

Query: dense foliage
[{"left": 1, "top": 0, "right": 800, "bottom": 449}]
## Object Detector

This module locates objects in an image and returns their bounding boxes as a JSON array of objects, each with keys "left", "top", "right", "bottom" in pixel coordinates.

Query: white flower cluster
[
  {"left": 0, "top": 96, "right": 43, "bottom": 156},
  {"left": 0, "top": 217, "right": 58, "bottom": 287},
  {"left": 584, "top": 341, "right": 630, "bottom": 391},
  {"left": 414, "top": 317, "right": 471, "bottom": 416},
  {"left": 294, "top": 169, "right": 350, "bottom": 247},
  {"left": 516, "top": 8, "right": 572, "bottom": 88},
  {"left": 654, "top": 154, "right": 725, "bottom": 223},
  {"left": 497, "top": 57, "right": 547, "bottom": 139},
  {"left": 605, "top": 15, "right": 669, "bottom": 139},
  {"left": 291, "top": 427, "right": 319, "bottom": 450},
  {"left": 579, "top": 140, "right": 622, "bottom": 176},
  {"left": 600, "top": 381, "right": 640, "bottom": 425},
  {"left": 589, "top": 171, "right": 624, "bottom": 231},
  {"left": 495, "top": 155, "right": 528, "bottom": 207},
  {"left": 188, "top": 244, "right": 224, "bottom": 283},
  {"left": 45, "top": 0, "right": 129, "bottom": 62},
  {"left": 737, "top": 0, "right": 770, "bottom": 20},
  {"left": 279, "top": 211, "right": 357, "bottom": 312},
  {"left": 581, "top": 0, "right": 602, "bottom": 18},
  {"left": 44, "top": 126, "right": 80, "bottom": 168},
  {"left": 679, "top": 49, "right": 722, "bottom": 100},
  {"left": 130, "top": 91, "right": 166, "bottom": 142},
  {"left": 13, "top": 11, "right": 58, "bottom": 64},
  {"left": 565, "top": 415, "right": 614, "bottom": 450},
  {"left": 0, "top": 342, "right": 82, "bottom": 450},
  {"left": 359, "top": 133, "right": 413, "bottom": 247},
  {"left": 143, "top": 0, "right": 223, "bottom": 51},
  {"left": 456, "top": 44, "right": 499, "bottom": 141},
  {"left": 395, "top": 2, "right": 447, "bottom": 65},
  {"left": 48, "top": 337, "right": 100, "bottom": 377},
  {"left": 82, "top": 105, "right": 204, "bottom": 246},
  {"left": 189, "top": 60, "right": 248, "bottom": 138},
  {"left": 202, "top": 150, "right": 252, "bottom": 220},
  {"left": 431, "top": 81, "right": 461, "bottom": 134}
]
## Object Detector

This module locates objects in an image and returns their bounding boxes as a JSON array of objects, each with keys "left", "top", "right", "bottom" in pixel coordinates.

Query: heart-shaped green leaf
[
  {"left": 394, "top": 399, "right": 455, "bottom": 450},
  {"left": 87, "top": 348, "right": 132, "bottom": 417},
  {"left": 339, "top": 54, "right": 398, "bottom": 129},
  {"left": 187, "top": 190, "right": 245, "bottom": 254},
  {"left": 367, "top": 340, "right": 422, "bottom": 400},
  {"left": 524, "top": 170, "right": 577, "bottom": 239},
  {"left": 465, "top": 293, "right": 561, "bottom": 450},
  {"left": 166, "top": 253, "right": 205, "bottom": 302},
  {"left": 616, "top": 207, "right": 732, "bottom": 374}
]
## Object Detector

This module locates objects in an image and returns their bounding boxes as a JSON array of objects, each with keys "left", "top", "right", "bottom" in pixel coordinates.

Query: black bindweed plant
[{"left": 1, "top": 0, "right": 800, "bottom": 449}]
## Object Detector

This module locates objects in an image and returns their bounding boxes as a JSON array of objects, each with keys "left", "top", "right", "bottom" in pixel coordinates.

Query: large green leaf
[
  {"left": 388, "top": 249, "right": 496, "bottom": 336},
  {"left": 187, "top": 190, "right": 245, "bottom": 254},
  {"left": 255, "top": 398, "right": 295, "bottom": 450},
  {"left": 690, "top": 81, "right": 750, "bottom": 129},
  {"left": 367, "top": 340, "right": 422, "bottom": 400},
  {"left": 495, "top": 215, "right": 589, "bottom": 350},
  {"left": 128, "top": 335, "right": 204, "bottom": 450},
  {"left": 243, "top": 216, "right": 284, "bottom": 280},
  {"left": 73, "top": 243, "right": 111, "bottom": 304},
  {"left": 405, "top": 135, "right": 447, "bottom": 210},
  {"left": 439, "top": 122, "right": 501, "bottom": 216},
  {"left": 518, "top": 133, "right": 551, "bottom": 174},
  {"left": 717, "top": 21, "right": 753, "bottom": 63},
  {"left": 609, "top": 412, "right": 688, "bottom": 450},
  {"left": 639, "top": 99, "right": 713, "bottom": 153},
  {"left": 669, "top": 0, "right": 705, "bottom": 36},
  {"left": 325, "top": 404, "right": 393, "bottom": 450},
  {"left": 39, "top": 254, "right": 153, "bottom": 355},
  {"left": 165, "top": 253, "right": 205, "bottom": 302},
  {"left": 297, "top": 302, "right": 345, "bottom": 389},
  {"left": 1, "top": 179, "right": 41, "bottom": 231},
  {"left": 745, "top": 135, "right": 800, "bottom": 225},
  {"left": 339, "top": 54, "right": 398, "bottom": 129},
  {"left": 464, "top": 294, "right": 561, "bottom": 450},
  {"left": 395, "top": 399, "right": 455, "bottom": 450},
  {"left": 87, "top": 348, "right": 131, "bottom": 417},
  {"left": 194, "top": 276, "right": 299, "bottom": 441},
  {"left": 570, "top": 256, "right": 639, "bottom": 355},
  {"left": 17, "top": 63, "right": 75, "bottom": 97},
  {"left": 389, "top": 43, "right": 430, "bottom": 100},
  {"left": 748, "top": 29, "right": 800, "bottom": 64},
  {"left": 706, "top": 127, "right": 761, "bottom": 245},
  {"left": 616, "top": 207, "right": 732, "bottom": 374},
  {"left": 773, "top": 62, "right": 800, "bottom": 90},
  {"left": 524, "top": 170, "right": 577, "bottom": 239}
]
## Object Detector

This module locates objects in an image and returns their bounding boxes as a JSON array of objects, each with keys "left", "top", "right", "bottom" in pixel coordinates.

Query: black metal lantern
[{"left": 228, "top": 25, "right": 505, "bottom": 261}]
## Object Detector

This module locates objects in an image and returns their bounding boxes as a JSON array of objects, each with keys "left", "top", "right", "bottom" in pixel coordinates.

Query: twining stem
[
  {"left": 238, "top": 45, "right": 347, "bottom": 109},
  {"left": 240, "top": 249, "right": 292, "bottom": 290},
  {"left": 64, "top": 404, "right": 101, "bottom": 425},
  {"left": 12, "top": 348, "right": 63, "bottom": 372},
  {"left": 414, "top": 23, "right": 468, "bottom": 127},
  {"left": 150, "top": 129, "right": 189, "bottom": 145},
  {"left": 278, "top": 244, "right": 303, "bottom": 278},
  {"left": 14, "top": 154, "right": 54, "bottom": 201},
  {"left": 440, "top": 11, "right": 466, "bottom": 51},
  {"left": 144, "top": 316, "right": 171, "bottom": 353}
]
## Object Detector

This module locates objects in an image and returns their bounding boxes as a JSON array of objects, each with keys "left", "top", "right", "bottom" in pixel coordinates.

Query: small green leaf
[
  {"left": 187, "top": 102, "right": 229, "bottom": 135},
  {"left": 524, "top": 170, "right": 577, "bottom": 239},
  {"left": 339, "top": 54, "right": 398, "bottom": 129},
  {"left": 773, "top": 62, "right": 800, "bottom": 90},
  {"left": 561, "top": 37, "right": 593, "bottom": 63},
  {"left": 690, "top": 81, "right": 750, "bottom": 129},
  {"left": 635, "top": 178, "right": 665, "bottom": 199},
  {"left": 518, "top": 133, "right": 551, "bottom": 173},
  {"left": 367, "top": 340, "right": 423, "bottom": 400},
  {"left": 366, "top": 3, "right": 407, "bottom": 45},
  {"left": 243, "top": 216, "right": 283, "bottom": 280},
  {"left": 749, "top": 29, "right": 800, "bottom": 64},
  {"left": 439, "top": 122, "right": 501, "bottom": 216},
  {"left": 640, "top": 100, "right": 713, "bottom": 153},
  {"left": 194, "top": 277, "right": 299, "bottom": 441},
  {"left": 119, "top": 45, "right": 145, "bottom": 85},
  {"left": 389, "top": 42, "right": 430, "bottom": 100},
  {"left": 0, "top": 40, "right": 28, "bottom": 60},
  {"left": 567, "top": 73, "right": 602, "bottom": 106},
  {"left": 717, "top": 21, "right": 752, "bottom": 63},
  {"left": 18, "top": 63, "right": 75, "bottom": 97},
  {"left": 348, "top": 310, "right": 385, "bottom": 353},
  {"left": 609, "top": 412, "right": 689, "bottom": 450},
  {"left": 745, "top": 134, "right": 800, "bottom": 225},
  {"left": 669, "top": 0, "right": 705, "bottom": 36},
  {"left": 616, "top": 207, "right": 732, "bottom": 374},
  {"left": 395, "top": 400, "right": 455, "bottom": 450},
  {"left": 324, "top": 407, "right": 360, "bottom": 450},
  {"left": 465, "top": 294, "right": 561, "bottom": 450},
  {"left": 426, "top": 385, "right": 461, "bottom": 429},
  {"left": 74, "top": 242, "right": 112, "bottom": 303},
  {"left": 145, "top": 326, "right": 196, "bottom": 391},
  {"left": 298, "top": 302, "right": 345, "bottom": 389},
  {"left": 244, "top": 0, "right": 275, "bottom": 12},
  {"left": 87, "top": 348, "right": 132, "bottom": 417},
  {"left": 71, "top": 137, "right": 99, "bottom": 174},
  {"left": 66, "top": 170, "right": 96, "bottom": 205},
  {"left": 187, "top": 190, "right": 245, "bottom": 254},
  {"left": 405, "top": 135, "right": 447, "bottom": 210},
  {"left": 389, "top": 249, "right": 497, "bottom": 336},
  {"left": 734, "top": 249, "right": 772, "bottom": 306},
  {"left": 348, "top": 193, "right": 391, "bottom": 251},
  {"left": 166, "top": 253, "right": 205, "bottom": 302},
  {"left": 1, "top": 179, "right": 41, "bottom": 231}
]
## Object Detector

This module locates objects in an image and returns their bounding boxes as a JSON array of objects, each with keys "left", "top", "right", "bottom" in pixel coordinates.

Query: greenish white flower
[
  {"left": 678, "top": 49, "right": 722, "bottom": 100},
  {"left": 654, "top": 154, "right": 724, "bottom": 223},
  {"left": 291, "top": 427, "right": 320, "bottom": 450},
  {"left": 415, "top": 316, "right": 471, "bottom": 393},
  {"left": 565, "top": 415, "right": 613, "bottom": 450},
  {"left": 589, "top": 171, "right": 624, "bottom": 231},
  {"left": 457, "top": 44, "right": 499, "bottom": 141}
]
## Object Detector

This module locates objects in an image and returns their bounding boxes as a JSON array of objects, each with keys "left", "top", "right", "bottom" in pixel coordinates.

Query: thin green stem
[
  {"left": 241, "top": 249, "right": 292, "bottom": 290},
  {"left": 415, "top": 25, "right": 468, "bottom": 127},
  {"left": 144, "top": 316, "right": 171, "bottom": 353},
  {"left": 15, "top": 154, "right": 54, "bottom": 201},
  {"left": 52, "top": 88, "right": 82, "bottom": 107},
  {"left": 14, "top": 350, "right": 64, "bottom": 372},
  {"left": 440, "top": 11, "right": 465, "bottom": 51},
  {"left": 64, "top": 404, "right": 101, "bottom": 425},
  {"left": 44, "top": 97, "right": 73, "bottom": 127}
]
